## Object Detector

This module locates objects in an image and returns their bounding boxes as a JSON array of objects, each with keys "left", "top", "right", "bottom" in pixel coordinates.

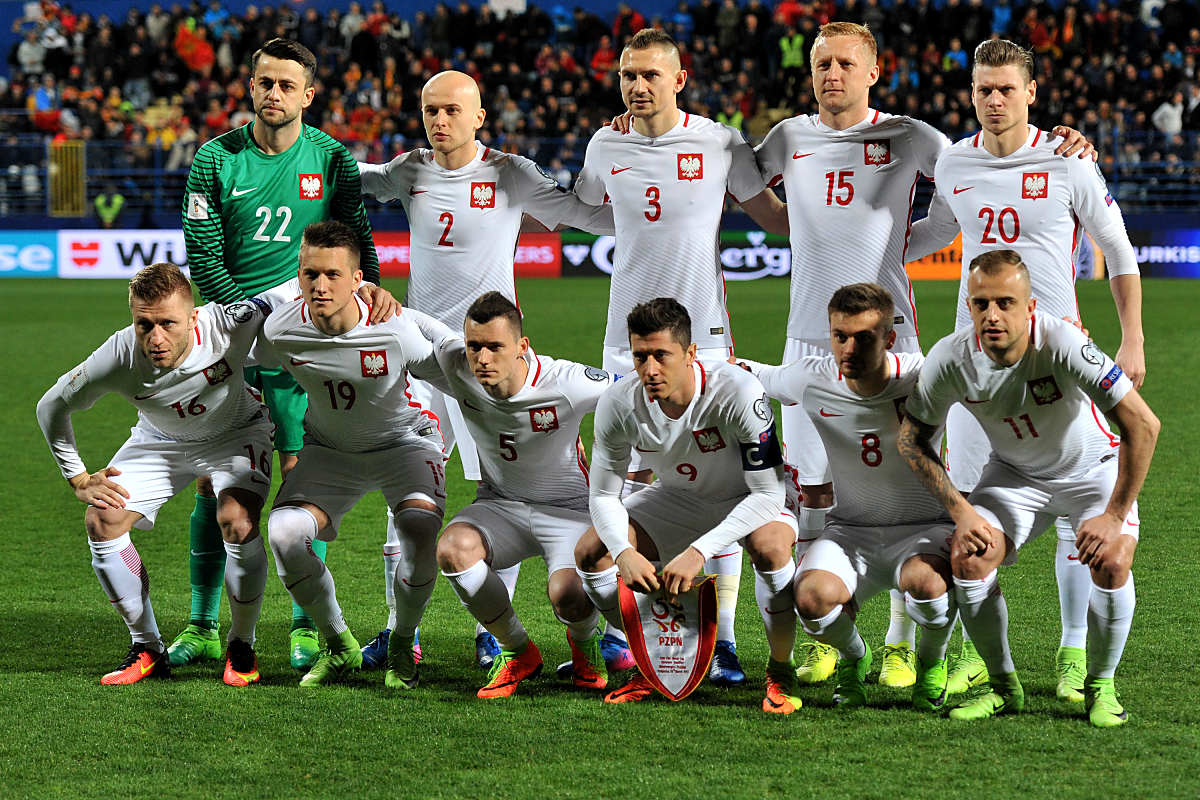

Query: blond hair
[
  {"left": 129, "top": 262, "right": 193, "bottom": 306},
  {"left": 812, "top": 22, "right": 878, "bottom": 65}
]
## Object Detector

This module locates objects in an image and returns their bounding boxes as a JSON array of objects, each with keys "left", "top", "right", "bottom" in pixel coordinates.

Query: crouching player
[
  {"left": 259, "top": 220, "right": 446, "bottom": 688},
  {"left": 406, "top": 292, "right": 617, "bottom": 697},
  {"left": 899, "top": 251, "right": 1159, "bottom": 726},
  {"left": 574, "top": 298, "right": 801, "bottom": 713},
  {"left": 740, "top": 284, "right": 957, "bottom": 709},
  {"left": 36, "top": 263, "right": 274, "bottom": 686}
]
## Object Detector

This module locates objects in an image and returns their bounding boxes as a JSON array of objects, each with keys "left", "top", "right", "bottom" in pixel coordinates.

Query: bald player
[{"left": 358, "top": 71, "right": 627, "bottom": 672}]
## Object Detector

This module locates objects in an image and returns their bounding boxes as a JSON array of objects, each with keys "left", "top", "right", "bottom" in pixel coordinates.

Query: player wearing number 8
[
  {"left": 258, "top": 222, "right": 446, "bottom": 689},
  {"left": 36, "top": 263, "right": 277, "bottom": 686}
]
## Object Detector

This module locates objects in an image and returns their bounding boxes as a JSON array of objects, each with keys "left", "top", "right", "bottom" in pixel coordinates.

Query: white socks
[
  {"left": 801, "top": 603, "right": 866, "bottom": 660},
  {"left": 754, "top": 563, "right": 797, "bottom": 662},
  {"left": 223, "top": 537, "right": 267, "bottom": 646},
  {"left": 477, "top": 563, "right": 521, "bottom": 637},
  {"left": 268, "top": 506, "right": 347, "bottom": 638},
  {"left": 389, "top": 507, "right": 442, "bottom": 639},
  {"left": 90, "top": 532, "right": 161, "bottom": 648},
  {"left": 905, "top": 591, "right": 955, "bottom": 663},
  {"left": 1055, "top": 520, "right": 1091, "bottom": 649},
  {"left": 708, "top": 544, "right": 743, "bottom": 643},
  {"left": 954, "top": 570, "right": 1015, "bottom": 675},
  {"left": 1087, "top": 574, "right": 1135, "bottom": 679},
  {"left": 578, "top": 565, "right": 623, "bottom": 631},
  {"left": 444, "top": 559, "right": 528, "bottom": 651}
]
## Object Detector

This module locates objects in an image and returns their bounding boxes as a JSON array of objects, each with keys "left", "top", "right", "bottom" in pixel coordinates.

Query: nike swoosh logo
[
  {"left": 953, "top": 186, "right": 973, "bottom": 194},
  {"left": 711, "top": 551, "right": 740, "bottom": 559},
  {"left": 818, "top": 409, "right": 843, "bottom": 417},
  {"left": 249, "top": 475, "right": 269, "bottom": 486},
  {"left": 139, "top": 659, "right": 156, "bottom": 676},
  {"left": 1066, "top": 554, "right": 1080, "bottom": 561},
  {"left": 231, "top": 187, "right": 257, "bottom": 197},
  {"left": 462, "top": 399, "right": 483, "bottom": 411},
  {"left": 792, "top": 152, "right": 813, "bottom": 159},
  {"left": 967, "top": 670, "right": 985, "bottom": 683},
  {"left": 408, "top": 188, "right": 427, "bottom": 195},
  {"left": 133, "top": 392, "right": 158, "bottom": 400},
  {"left": 764, "top": 606, "right": 794, "bottom": 615},
  {"left": 611, "top": 166, "right": 632, "bottom": 174},
  {"left": 964, "top": 397, "right": 987, "bottom": 404},
  {"left": 634, "top": 446, "right": 659, "bottom": 453},
  {"left": 289, "top": 358, "right": 315, "bottom": 366}
]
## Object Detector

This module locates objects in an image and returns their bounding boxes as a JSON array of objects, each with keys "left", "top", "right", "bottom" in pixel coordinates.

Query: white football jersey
[
  {"left": 425, "top": 337, "right": 614, "bottom": 510},
  {"left": 591, "top": 360, "right": 782, "bottom": 501},
  {"left": 756, "top": 111, "right": 950, "bottom": 340},
  {"left": 260, "top": 296, "right": 442, "bottom": 452},
  {"left": 38, "top": 299, "right": 271, "bottom": 479},
  {"left": 575, "top": 113, "right": 766, "bottom": 350},
  {"left": 907, "top": 314, "right": 1132, "bottom": 480},
  {"left": 359, "top": 142, "right": 612, "bottom": 327},
  {"left": 932, "top": 126, "right": 1139, "bottom": 330},
  {"left": 754, "top": 352, "right": 949, "bottom": 526}
]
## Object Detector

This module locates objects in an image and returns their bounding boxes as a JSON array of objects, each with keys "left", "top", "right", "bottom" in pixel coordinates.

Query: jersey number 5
[{"left": 825, "top": 171, "right": 854, "bottom": 206}]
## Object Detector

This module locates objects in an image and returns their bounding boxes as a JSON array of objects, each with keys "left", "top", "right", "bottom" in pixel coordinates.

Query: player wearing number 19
[
  {"left": 180, "top": 38, "right": 393, "bottom": 672},
  {"left": 258, "top": 221, "right": 445, "bottom": 689},
  {"left": 35, "top": 263, "right": 275, "bottom": 686}
]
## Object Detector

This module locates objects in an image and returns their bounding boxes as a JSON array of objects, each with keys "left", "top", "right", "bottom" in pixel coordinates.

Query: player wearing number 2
[
  {"left": 36, "top": 263, "right": 275, "bottom": 686},
  {"left": 905, "top": 39, "right": 1144, "bottom": 702},
  {"left": 258, "top": 222, "right": 445, "bottom": 689},
  {"left": 179, "top": 38, "right": 397, "bottom": 672}
]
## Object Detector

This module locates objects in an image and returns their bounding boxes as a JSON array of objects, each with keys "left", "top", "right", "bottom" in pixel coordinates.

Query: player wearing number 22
[
  {"left": 257, "top": 221, "right": 445, "bottom": 690},
  {"left": 575, "top": 298, "right": 801, "bottom": 713},
  {"left": 36, "top": 263, "right": 276, "bottom": 687}
]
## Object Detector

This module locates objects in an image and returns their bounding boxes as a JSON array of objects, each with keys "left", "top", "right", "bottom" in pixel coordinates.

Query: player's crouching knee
[
  {"left": 436, "top": 524, "right": 485, "bottom": 572},
  {"left": 83, "top": 505, "right": 130, "bottom": 542},
  {"left": 548, "top": 569, "right": 592, "bottom": 620},
  {"left": 793, "top": 573, "right": 842, "bottom": 621},
  {"left": 575, "top": 528, "right": 609, "bottom": 572},
  {"left": 1092, "top": 543, "right": 1136, "bottom": 590},
  {"left": 899, "top": 555, "right": 951, "bottom": 600},
  {"left": 746, "top": 523, "right": 796, "bottom": 570},
  {"left": 266, "top": 505, "right": 319, "bottom": 565}
]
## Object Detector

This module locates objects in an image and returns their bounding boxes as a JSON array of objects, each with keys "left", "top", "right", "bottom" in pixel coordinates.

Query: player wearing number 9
[
  {"left": 257, "top": 221, "right": 447, "bottom": 689},
  {"left": 36, "top": 263, "right": 277, "bottom": 686}
]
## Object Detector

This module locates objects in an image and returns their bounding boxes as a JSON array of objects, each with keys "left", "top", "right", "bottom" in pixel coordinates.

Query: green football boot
[
  {"left": 298, "top": 631, "right": 362, "bottom": 688},
  {"left": 1085, "top": 677, "right": 1128, "bottom": 728},
  {"left": 912, "top": 656, "right": 949, "bottom": 712},
  {"left": 384, "top": 630, "right": 419, "bottom": 690},
  {"left": 290, "top": 627, "right": 321, "bottom": 671},
  {"left": 946, "top": 639, "right": 989, "bottom": 695},
  {"left": 832, "top": 643, "right": 873, "bottom": 708},
  {"left": 166, "top": 624, "right": 222, "bottom": 667},
  {"left": 949, "top": 673, "right": 1025, "bottom": 720},
  {"left": 1055, "top": 646, "right": 1086, "bottom": 703}
]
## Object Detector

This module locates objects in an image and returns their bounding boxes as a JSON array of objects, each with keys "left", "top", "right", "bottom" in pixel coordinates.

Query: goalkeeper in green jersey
[{"left": 174, "top": 38, "right": 399, "bottom": 671}]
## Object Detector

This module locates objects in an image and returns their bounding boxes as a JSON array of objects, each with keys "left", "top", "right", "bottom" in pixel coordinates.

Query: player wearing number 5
[
  {"left": 36, "top": 263, "right": 276, "bottom": 687},
  {"left": 179, "top": 38, "right": 397, "bottom": 673}
]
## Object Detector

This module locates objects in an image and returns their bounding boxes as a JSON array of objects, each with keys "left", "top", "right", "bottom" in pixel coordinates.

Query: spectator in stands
[{"left": 1152, "top": 90, "right": 1185, "bottom": 137}]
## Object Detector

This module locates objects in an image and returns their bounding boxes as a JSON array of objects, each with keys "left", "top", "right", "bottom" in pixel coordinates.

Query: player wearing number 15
[
  {"left": 258, "top": 221, "right": 446, "bottom": 689},
  {"left": 35, "top": 263, "right": 276, "bottom": 687}
]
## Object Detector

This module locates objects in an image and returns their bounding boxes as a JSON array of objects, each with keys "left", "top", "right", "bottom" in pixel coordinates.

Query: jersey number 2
[
  {"left": 438, "top": 212, "right": 454, "bottom": 246},
  {"left": 979, "top": 207, "right": 1020, "bottom": 244},
  {"left": 252, "top": 206, "right": 293, "bottom": 242}
]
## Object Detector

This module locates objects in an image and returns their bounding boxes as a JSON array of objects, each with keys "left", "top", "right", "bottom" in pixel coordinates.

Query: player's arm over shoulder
[
  {"left": 573, "top": 129, "right": 614, "bottom": 206},
  {"left": 751, "top": 355, "right": 828, "bottom": 405},
  {"left": 357, "top": 150, "right": 418, "bottom": 203}
]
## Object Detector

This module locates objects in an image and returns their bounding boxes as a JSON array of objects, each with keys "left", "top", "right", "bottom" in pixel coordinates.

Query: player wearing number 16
[
  {"left": 257, "top": 221, "right": 446, "bottom": 689},
  {"left": 36, "top": 263, "right": 276, "bottom": 687}
]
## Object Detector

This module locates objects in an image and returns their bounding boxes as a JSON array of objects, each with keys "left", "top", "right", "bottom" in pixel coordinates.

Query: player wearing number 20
[
  {"left": 36, "top": 263, "right": 275, "bottom": 687},
  {"left": 258, "top": 221, "right": 445, "bottom": 690}
]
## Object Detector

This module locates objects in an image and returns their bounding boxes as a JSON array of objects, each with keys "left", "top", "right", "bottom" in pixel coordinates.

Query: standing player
[
  {"left": 906, "top": 39, "right": 1145, "bottom": 701},
  {"left": 407, "top": 292, "right": 613, "bottom": 698},
  {"left": 36, "top": 263, "right": 275, "bottom": 686},
  {"left": 575, "top": 298, "right": 802, "bottom": 714},
  {"left": 899, "top": 251, "right": 1159, "bottom": 727},
  {"left": 754, "top": 21, "right": 1093, "bottom": 688},
  {"left": 739, "top": 283, "right": 957, "bottom": 710},
  {"left": 574, "top": 28, "right": 790, "bottom": 686},
  {"left": 259, "top": 221, "right": 444, "bottom": 689},
  {"left": 358, "top": 70, "right": 621, "bottom": 672},
  {"left": 179, "top": 37, "right": 396, "bottom": 672}
]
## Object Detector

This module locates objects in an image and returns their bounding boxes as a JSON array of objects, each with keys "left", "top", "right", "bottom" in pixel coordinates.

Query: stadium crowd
[{"left": 3, "top": 0, "right": 1199, "bottom": 184}]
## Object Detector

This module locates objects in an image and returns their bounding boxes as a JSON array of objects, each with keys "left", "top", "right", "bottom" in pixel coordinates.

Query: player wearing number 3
[
  {"left": 257, "top": 222, "right": 446, "bottom": 689},
  {"left": 36, "top": 263, "right": 276, "bottom": 687}
]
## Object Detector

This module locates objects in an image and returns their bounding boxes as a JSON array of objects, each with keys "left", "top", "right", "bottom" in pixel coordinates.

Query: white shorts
[
  {"left": 407, "top": 377, "right": 481, "bottom": 481},
  {"left": 247, "top": 277, "right": 302, "bottom": 367},
  {"left": 274, "top": 435, "right": 446, "bottom": 538},
  {"left": 624, "top": 485, "right": 798, "bottom": 563},
  {"left": 969, "top": 455, "right": 1140, "bottom": 566},
  {"left": 109, "top": 414, "right": 275, "bottom": 530},
  {"left": 798, "top": 521, "right": 952, "bottom": 605},
  {"left": 945, "top": 402, "right": 991, "bottom": 493},
  {"left": 781, "top": 336, "right": 921, "bottom": 486},
  {"left": 450, "top": 497, "right": 589, "bottom": 575},
  {"left": 603, "top": 344, "right": 733, "bottom": 473}
]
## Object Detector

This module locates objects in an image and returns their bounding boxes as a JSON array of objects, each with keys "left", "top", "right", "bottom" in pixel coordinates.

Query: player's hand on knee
[
  {"left": 1050, "top": 125, "right": 1097, "bottom": 161},
  {"left": 616, "top": 549, "right": 660, "bottom": 594},
  {"left": 953, "top": 511, "right": 998, "bottom": 558},
  {"left": 358, "top": 283, "right": 400, "bottom": 323},
  {"left": 1074, "top": 512, "right": 1123, "bottom": 568},
  {"left": 661, "top": 547, "right": 705, "bottom": 599},
  {"left": 69, "top": 467, "right": 130, "bottom": 509}
]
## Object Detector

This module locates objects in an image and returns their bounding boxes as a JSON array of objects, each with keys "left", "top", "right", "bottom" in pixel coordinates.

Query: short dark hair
[
  {"left": 252, "top": 38, "right": 317, "bottom": 86},
  {"left": 828, "top": 282, "right": 895, "bottom": 333},
  {"left": 968, "top": 249, "right": 1032, "bottom": 294},
  {"left": 627, "top": 297, "right": 691, "bottom": 348},
  {"left": 973, "top": 38, "right": 1034, "bottom": 83},
  {"left": 623, "top": 28, "right": 682, "bottom": 65},
  {"left": 465, "top": 291, "right": 522, "bottom": 336},
  {"left": 129, "top": 262, "right": 194, "bottom": 306},
  {"left": 300, "top": 220, "right": 361, "bottom": 265}
]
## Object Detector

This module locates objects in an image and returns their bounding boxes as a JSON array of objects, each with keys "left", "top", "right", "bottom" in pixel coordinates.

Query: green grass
[{"left": 1, "top": 277, "right": 1198, "bottom": 798}]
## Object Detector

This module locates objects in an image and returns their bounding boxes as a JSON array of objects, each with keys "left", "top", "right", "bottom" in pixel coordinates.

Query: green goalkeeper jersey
[{"left": 183, "top": 122, "right": 380, "bottom": 303}]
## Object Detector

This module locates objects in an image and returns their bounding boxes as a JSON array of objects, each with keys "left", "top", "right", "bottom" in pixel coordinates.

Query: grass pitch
[{"left": 1, "top": 276, "right": 1197, "bottom": 798}]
